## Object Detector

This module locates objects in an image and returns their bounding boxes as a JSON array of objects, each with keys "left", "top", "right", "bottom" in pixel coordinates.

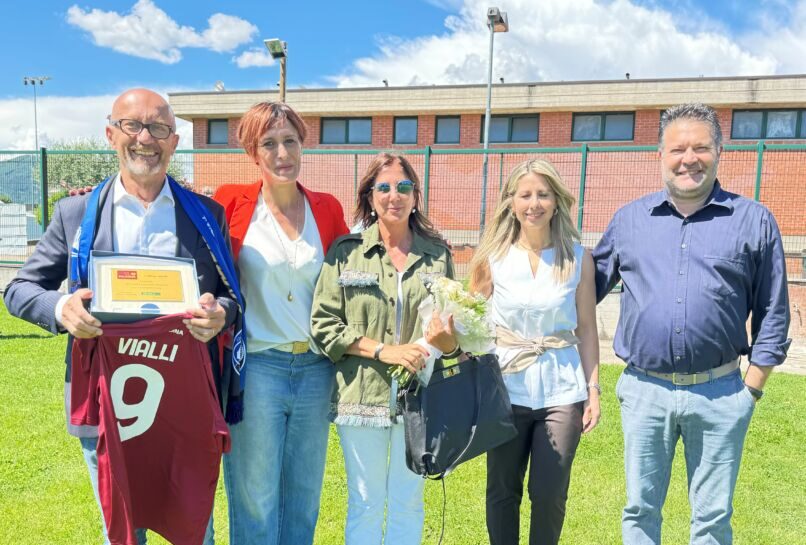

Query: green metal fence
[{"left": 1, "top": 145, "right": 804, "bottom": 279}]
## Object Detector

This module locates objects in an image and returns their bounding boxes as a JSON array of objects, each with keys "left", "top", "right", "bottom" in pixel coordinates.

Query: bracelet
[
  {"left": 587, "top": 382, "right": 602, "bottom": 395},
  {"left": 745, "top": 385, "right": 764, "bottom": 401},
  {"left": 442, "top": 344, "right": 463, "bottom": 360},
  {"left": 373, "top": 342, "right": 385, "bottom": 361}
]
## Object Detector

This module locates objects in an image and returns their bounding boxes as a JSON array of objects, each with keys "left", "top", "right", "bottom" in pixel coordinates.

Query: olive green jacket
[{"left": 310, "top": 222, "right": 454, "bottom": 427}]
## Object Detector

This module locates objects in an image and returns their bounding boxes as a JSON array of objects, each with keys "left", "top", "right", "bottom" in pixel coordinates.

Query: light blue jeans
[
  {"left": 616, "top": 367, "right": 756, "bottom": 545},
  {"left": 337, "top": 422, "right": 425, "bottom": 545},
  {"left": 79, "top": 436, "right": 214, "bottom": 545},
  {"left": 223, "top": 348, "right": 334, "bottom": 545}
]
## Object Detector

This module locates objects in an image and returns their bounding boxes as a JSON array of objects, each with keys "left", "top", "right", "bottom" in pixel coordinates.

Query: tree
[
  {"left": 33, "top": 189, "right": 69, "bottom": 227},
  {"left": 32, "top": 138, "right": 188, "bottom": 226},
  {"left": 43, "top": 137, "right": 185, "bottom": 189}
]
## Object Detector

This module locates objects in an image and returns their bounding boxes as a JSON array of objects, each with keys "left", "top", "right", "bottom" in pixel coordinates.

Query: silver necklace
[{"left": 268, "top": 195, "right": 303, "bottom": 302}]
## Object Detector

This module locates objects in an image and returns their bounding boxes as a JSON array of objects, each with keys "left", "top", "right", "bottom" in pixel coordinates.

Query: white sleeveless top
[
  {"left": 490, "top": 243, "right": 588, "bottom": 410},
  {"left": 239, "top": 194, "right": 324, "bottom": 353}
]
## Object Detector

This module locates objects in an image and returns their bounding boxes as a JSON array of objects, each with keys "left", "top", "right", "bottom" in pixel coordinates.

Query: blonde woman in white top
[{"left": 468, "top": 158, "right": 600, "bottom": 545}]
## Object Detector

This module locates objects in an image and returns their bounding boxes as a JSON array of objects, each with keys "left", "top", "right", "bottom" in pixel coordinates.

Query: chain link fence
[{"left": 1, "top": 146, "right": 804, "bottom": 279}]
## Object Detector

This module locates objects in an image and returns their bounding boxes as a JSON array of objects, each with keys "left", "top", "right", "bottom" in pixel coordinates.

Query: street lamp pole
[
  {"left": 279, "top": 52, "right": 287, "bottom": 103},
  {"left": 479, "top": 8, "right": 508, "bottom": 235},
  {"left": 264, "top": 39, "right": 288, "bottom": 102},
  {"left": 23, "top": 76, "right": 51, "bottom": 150}
]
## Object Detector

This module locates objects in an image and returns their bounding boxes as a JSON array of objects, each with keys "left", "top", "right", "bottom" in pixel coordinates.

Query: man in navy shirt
[{"left": 594, "top": 103, "right": 790, "bottom": 545}]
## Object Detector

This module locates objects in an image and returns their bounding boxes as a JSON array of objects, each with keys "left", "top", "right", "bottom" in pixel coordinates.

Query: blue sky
[
  {"left": 0, "top": 0, "right": 801, "bottom": 149},
  {"left": 1, "top": 0, "right": 454, "bottom": 97}
]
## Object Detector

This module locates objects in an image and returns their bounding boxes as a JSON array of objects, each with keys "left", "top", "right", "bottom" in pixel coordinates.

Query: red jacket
[{"left": 213, "top": 180, "right": 349, "bottom": 260}]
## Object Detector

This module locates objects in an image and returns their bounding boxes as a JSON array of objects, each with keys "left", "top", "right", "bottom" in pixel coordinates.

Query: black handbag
[{"left": 401, "top": 353, "right": 518, "bottom": 479}]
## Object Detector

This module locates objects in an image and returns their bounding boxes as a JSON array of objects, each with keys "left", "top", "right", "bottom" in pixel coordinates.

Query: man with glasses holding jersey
[{"left": 5, "top": 88, "right": 239, "bottom": 544}]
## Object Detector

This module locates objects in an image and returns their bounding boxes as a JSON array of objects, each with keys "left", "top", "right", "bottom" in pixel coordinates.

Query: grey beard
[{"left": 122, "top": 150, "right": 165, "bottom": 177}]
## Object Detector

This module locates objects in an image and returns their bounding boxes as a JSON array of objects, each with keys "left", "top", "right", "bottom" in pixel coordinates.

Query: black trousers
[{"left": 486, "top": 402, "right": 584, "bottom": 545}]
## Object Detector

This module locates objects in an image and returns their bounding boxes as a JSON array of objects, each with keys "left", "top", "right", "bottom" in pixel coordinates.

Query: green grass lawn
[{"left": 1, "top": 301, "right": 803, "bottom": 544}]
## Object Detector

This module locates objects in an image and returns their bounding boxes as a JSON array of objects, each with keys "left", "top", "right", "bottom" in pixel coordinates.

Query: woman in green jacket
[{"left": 311, "top": 152, "right": 459, "bottom": 545}]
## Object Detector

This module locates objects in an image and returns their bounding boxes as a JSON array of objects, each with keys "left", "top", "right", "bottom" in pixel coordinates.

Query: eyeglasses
[
  {"left": 108, "top": 117, "right": 174, "bottom": 140},
  {"left": 373, "top": 180, "right": 414, "bottom": 195}
]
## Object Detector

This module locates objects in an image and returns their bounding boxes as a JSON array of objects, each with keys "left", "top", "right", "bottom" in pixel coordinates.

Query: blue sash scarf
[{"left": 69, "top": 174, "right": 247, "bottom": 423}]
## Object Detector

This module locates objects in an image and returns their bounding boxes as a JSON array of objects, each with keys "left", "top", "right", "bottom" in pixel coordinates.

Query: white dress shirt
[{"left": 111, "top": 174, "right": 177, "bottom": 256}]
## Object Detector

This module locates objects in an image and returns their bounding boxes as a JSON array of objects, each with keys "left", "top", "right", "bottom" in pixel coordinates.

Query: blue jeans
[
  {"left": 79, "top": 436, "right": 215, "bottom": 545},
  {"left": 223, "top": 349, "right": 334, "bottom": 545},
  {"left": 616, "top": 367, "right": 755, "bottom": 545},
  {"left": 337, "top": 423, "right": 425, "bottom": 545}
]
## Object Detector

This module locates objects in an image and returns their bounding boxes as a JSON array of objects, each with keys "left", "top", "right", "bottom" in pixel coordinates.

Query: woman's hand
[
  {"left": 582, "top": 388, "right": 601, "bottom": 434},
  {"left": 378, "top": 343, "right": 429, "bottom": 375},
  {"left": 424, "top": 310, "right": 459, "bottom": 354}
]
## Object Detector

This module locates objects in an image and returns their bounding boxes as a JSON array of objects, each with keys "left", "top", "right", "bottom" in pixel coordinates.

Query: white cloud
[
  {"left": 328, "top": 0, "right": 778, "bottom": 87},
  {"left": 742, "top": 0, "right": 806, "bottom": 74},
  {"left": 0, "top": 92, "right": 192, "bottom": 151},
  {"left": 233, "top": 48, "right": 276, "bottom": 68},
  {"left": 66, "top": 0, "right": 257, "bottom": 64}
]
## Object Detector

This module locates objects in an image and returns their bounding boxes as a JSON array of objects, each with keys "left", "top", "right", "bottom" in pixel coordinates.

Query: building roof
[{"left": 169, "top": 74, "right": 806, "bottom": 120}]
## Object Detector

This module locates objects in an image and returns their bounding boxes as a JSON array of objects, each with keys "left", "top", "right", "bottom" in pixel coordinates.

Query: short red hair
[{"left": 237, "top": 102, "right": 308, "bottom": 159}]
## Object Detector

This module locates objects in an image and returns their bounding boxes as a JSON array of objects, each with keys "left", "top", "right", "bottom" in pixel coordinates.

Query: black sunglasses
[
  {"left": 108, "top": 117, "right": 174, "bottom": 140},
  {"left": 373, "top": 180, "right": 414, "bottom": 194}
]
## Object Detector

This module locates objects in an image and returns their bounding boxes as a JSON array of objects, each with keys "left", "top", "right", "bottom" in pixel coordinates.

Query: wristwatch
[
  {"left": 587, "top": 382, "right": 602, "bottom": 395},
  {"left": 745, "top": 385, "right": 764, "bottom": 401},
  {"left": 373, "top": 343, "right": 385, "bottom": 360}
]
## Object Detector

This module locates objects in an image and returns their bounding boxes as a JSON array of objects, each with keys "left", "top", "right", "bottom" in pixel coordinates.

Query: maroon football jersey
[{"left": 71, "top": 314, "right": 230, "bottom": 545}]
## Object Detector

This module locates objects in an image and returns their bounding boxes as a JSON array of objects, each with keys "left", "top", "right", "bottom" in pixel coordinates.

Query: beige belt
[
  {"left": 631, "top": 359, "right": 739, "bottom": 386},
  {"left": 495, "top": 326, "right": 580, "bottom": 374},
  {"left": 274, "top": 341, "right": 310, "bottom": 355}
]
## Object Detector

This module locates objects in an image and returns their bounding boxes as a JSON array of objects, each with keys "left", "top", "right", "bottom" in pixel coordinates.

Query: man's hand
[
  {"left": 183, "top": 292, "right": 225, "bottom": 343},
  {"left": 61, "top": 288, "right": 103, "bottom": 338},
  {"left": 68, "top": 186, "right": 96, "bottom": 196}
]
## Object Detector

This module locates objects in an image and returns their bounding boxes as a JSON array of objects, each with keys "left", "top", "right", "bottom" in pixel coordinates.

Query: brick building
[
  {"left": 171, "top": 74, "right": 806, "bottom": 150},
  {"left": 169, "top": 75, "right": 806, "bottom": 344}
]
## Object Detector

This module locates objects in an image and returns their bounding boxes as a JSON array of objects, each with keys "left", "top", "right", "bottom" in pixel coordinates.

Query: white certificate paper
[{"left": 89, "top": 252, "right": 199, "bottom": 322}]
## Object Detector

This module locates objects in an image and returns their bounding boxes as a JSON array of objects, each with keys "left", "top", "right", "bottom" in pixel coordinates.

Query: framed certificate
[{"left": 89, "top": 251, "right": 199, "bottom": 323}]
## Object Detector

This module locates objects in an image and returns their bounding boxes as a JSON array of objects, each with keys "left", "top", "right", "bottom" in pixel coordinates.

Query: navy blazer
[{"left": 4, "top": 178, "right": 238, "bottom": 376}]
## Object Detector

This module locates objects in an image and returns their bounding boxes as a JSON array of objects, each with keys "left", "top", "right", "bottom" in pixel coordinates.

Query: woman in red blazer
[{"left": 214, "top": 102, "right": 348, "bottom": 545}]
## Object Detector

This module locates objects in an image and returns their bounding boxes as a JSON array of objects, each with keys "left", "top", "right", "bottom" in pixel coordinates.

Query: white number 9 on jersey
[{"left": 110, "top": 364, "right": 165, "bottom": 442}]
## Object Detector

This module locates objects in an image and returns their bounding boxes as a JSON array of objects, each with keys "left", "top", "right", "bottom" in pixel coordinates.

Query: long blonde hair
[{"left": 469, "top": 159, "right": 580, "bottom": 293}]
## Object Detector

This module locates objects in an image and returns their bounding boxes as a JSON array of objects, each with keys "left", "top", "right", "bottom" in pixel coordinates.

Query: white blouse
[
  {"left": 238, "top": 194, "right": 324, "bottom": 353},
  {"left": 490, "top": 243, "right": 588, "bottom": 410}
]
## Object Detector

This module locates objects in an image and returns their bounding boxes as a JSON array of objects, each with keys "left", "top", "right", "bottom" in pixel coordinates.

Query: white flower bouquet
[{"left": 391, "top": 277, "right": 495, "bottom": 387}]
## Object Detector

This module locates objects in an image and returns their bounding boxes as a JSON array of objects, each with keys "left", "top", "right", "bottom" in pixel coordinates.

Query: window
[
  {"left": 572, "top": 112, "right": 635, "bottom": 141},
  {"left": 435, "top": 116, "right": 460, "bottom": 144},
  {"left": 731, "top": 110, "right": 806, "bottom": 139},
  {"left": 394, "top": 117, "right": 418, "bottom": 144},
  {"left": 207, "top": 119, "right": 228, "bottom": 145},
  {"left": 480, "top": 115, "right": 539, "bottom": 143},
  {"left": 320, "top": 118, "right": 373, "bottom": 144}
]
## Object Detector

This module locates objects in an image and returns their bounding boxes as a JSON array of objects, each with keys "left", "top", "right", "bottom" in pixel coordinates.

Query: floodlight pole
[
  {"left": 279, "top": 53, "right": 287, "bottom": 103},
  {"left": 479, "top": 9, "right": 507, "bottom": 235},
  {"left": 265, "top": 39, "right": 289, "bottom": 103},
  {"left": 23, "top": 76, "right": 51, "bottom": 151}
]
